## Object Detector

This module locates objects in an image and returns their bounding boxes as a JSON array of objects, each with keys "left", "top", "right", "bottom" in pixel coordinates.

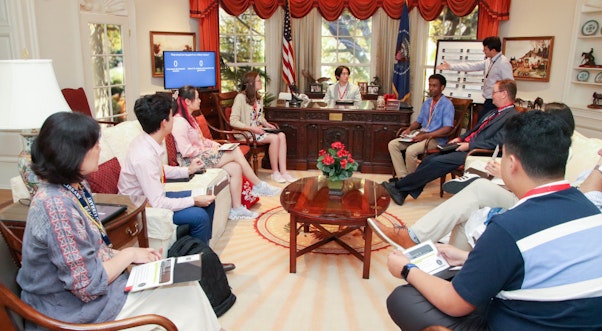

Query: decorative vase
[{"left": 327, "top": 179, "right": 345, "bottom": 196}]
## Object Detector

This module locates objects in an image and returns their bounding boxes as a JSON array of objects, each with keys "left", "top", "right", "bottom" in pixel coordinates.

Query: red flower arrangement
[{"left": 317, "top": 141, "right": 359, "bottom": 181}]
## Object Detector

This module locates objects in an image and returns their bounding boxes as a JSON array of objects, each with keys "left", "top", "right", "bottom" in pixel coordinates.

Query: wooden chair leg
[
  {"left": 252, "top": 152, "right": 259, "bottom": 175},
  {"left": 439, "top": 174, "right": 446, "bottom": 197}
]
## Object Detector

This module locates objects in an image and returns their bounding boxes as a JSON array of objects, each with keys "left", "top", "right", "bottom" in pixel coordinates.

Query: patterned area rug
[{"left": 254, "top": 206, "right": 406, "bottom": 254}]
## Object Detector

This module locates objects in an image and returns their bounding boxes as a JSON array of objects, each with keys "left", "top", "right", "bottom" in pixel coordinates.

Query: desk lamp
[{"left": 0, "top": 60, "right": 71, "bottom": 196}]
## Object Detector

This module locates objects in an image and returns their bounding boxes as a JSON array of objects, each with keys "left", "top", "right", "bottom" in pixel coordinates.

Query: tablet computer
[{"left": 96, "top": 203, "right": 128, "bottom": 224}]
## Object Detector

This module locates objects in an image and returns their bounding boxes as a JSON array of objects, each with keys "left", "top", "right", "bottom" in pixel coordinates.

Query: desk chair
[{"left": 213, "top": 92, "right": 277, "bottom": 174}]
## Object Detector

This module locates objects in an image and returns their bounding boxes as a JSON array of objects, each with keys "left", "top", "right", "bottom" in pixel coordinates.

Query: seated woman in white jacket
[
  {"left": 171, "top": 85, "right": 281, "bottom": 220},
  {"left": 230, "top": 72, "right": 297, "bottom": 183}
]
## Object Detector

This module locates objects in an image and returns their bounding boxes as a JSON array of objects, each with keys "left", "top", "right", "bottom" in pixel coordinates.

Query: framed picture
[
  {"left": 310, "top": 83, "right": 323, "bottom": 93},
  {"left": 150, "top": 31, "right": 196, "bottom": 77},
  {"left": 502, "top": 36, "right": 554, "bottom": 82},
  {"left": 358, "top": 82, "right": 368, "bottom": 94},
  {"left": 367, "top": 85, "right": 379, "bottom": 95}
]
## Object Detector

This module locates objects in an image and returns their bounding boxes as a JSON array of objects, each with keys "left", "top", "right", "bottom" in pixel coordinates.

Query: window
[
  {"left": 219, "top": 8, "right": 266, "bottom": 92},
  {"left": 321, "top": 12, "right": 372, "bottom": 84},
  {"left": 80, "top": 6, "right": 132, "bottom": 124},
  {"left": 87, "top": 23, "right": 126, "bottom": 122},
  {"left": 423, "top": 7, "right": 479, "bottom": 94}
]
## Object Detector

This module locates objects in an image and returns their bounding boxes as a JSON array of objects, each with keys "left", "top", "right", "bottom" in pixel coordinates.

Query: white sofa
[{"left": 11, "top": 120, "right": 231, "bottom": 253}]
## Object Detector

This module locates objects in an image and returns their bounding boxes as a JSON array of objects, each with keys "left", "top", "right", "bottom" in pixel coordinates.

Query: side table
[{"left": 0, "top": 194, "right": 149, "bottom": 253}]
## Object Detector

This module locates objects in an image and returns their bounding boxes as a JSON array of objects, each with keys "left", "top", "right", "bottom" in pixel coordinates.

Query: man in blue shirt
[
  {"left": 388, "top": 74, "right": 454, "bottom": 180},
  {"left": 385, "top": 110, "right": 602, "bottom": 331}
]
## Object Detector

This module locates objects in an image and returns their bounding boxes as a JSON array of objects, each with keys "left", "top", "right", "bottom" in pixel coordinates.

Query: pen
[{"left": 491, "top": 145, "right": 500, "bottom": 162}]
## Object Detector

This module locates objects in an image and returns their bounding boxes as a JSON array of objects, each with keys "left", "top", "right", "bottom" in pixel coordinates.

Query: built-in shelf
[
  {"left": 574, "top": 67, "right": 602, "bottom": 71},
  {"left": 571, "top": 80, "right": 602, "bottom": 86}
]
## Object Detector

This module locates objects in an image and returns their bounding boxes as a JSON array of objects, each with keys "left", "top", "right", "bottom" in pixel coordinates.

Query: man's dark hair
[
  {"left": 134, "top": 93, "right": 173, "bottom": 134},
  {"left": 428, "top": 74, "right": 447, "bottom": 88},
  {"left": 334, "top": 65, "right": 350, "bottom": 80},
  {"left": 503, "top": 110, "right": 571, "bottom": 179},
  {"left": 483, "top": 36, "right": 502, "bottom": 52},
  {"left": 544, "top": 102, "right": 575, "bottom": 136},
  {"left": 31, "top": 112, "right": 100, "bottom": 184}
]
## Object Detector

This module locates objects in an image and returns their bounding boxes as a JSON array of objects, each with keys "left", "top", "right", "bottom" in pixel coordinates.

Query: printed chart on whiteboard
[{"left": 434, "top": 40, "right": 486, "bottom": 104}]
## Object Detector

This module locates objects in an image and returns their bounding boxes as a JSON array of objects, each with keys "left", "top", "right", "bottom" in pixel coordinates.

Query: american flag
[{"left": 281, "top": 0, "right": 296, "bottom": 89}]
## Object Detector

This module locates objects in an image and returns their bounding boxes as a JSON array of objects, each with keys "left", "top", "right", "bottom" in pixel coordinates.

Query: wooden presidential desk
[{"left": 265, "top": 102, "right": 412, "bottom": 174}]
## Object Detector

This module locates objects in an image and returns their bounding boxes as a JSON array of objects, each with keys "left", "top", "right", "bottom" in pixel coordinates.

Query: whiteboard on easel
[{"left": 434, "top": 40, "right": 486, "bottom": 104}]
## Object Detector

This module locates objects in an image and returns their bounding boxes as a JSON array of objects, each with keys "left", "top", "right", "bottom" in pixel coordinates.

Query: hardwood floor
[{"left": 0, "top": 189, "right": 13, "bottom": 209}]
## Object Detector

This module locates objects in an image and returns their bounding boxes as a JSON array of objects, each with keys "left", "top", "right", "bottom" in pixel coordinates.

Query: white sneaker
[
  {"left": 270, "top": 172, "right": 286, "bottom": 183},
  {"left": 442, "top": 173, "right": 480, "bottom": 194},
  {"left": 251, "top": 181, "right": 282, "bottom": 196},
  {"left": 281, "top": 172, "right": 298, "bottom": 183},
  {"left": 229, "top": 206, "right": 259, "bottom": 220}
]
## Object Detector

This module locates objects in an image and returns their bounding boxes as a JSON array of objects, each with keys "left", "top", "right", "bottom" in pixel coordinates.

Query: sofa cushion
[
  {"left": 165, "top": 133, "right": 179, "bottom": 166},
  {"left": 86, "top": 157, "right": 121, "bottom": 194},
  {"left": 195, "top": 114, "right": 213, "bottom": 139}
]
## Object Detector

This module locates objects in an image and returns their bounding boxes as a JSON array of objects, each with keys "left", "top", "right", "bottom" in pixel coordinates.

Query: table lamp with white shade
[{"left": 0, "top": 59, "right": 72, "bottom": 196}]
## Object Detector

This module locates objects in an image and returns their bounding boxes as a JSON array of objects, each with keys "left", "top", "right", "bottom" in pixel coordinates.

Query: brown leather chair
[
  {"left": 61, "top": 88, "right": 118, "bottom": 126},
  {"left": 415, "top": 97, "right": 473, "bottom": 197},
  {"left": 212, "top": 92, "right": 276, "bottom": 174}
]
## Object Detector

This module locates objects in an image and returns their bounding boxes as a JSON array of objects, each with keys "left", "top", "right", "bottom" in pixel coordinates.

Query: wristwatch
[{"left": 401, "top": 263, "right": 418, "bottom": 281}]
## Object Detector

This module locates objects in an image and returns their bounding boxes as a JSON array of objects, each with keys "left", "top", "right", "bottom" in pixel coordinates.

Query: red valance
[{"left": 189, "top": 0, "right": 511, "bottom": 89}]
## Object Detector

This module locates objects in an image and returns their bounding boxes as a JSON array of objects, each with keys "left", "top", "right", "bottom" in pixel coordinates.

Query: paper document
[
  {"left": 219, "top": 143, "right": 239, "bottom": 151},
  {"left": 398, "top": 130, "right": 420, "bottom": 143},
  {"left": 367, "top": 218, "right": 457, "bottom": 279},
  {"left": 125, "top": 254, "right": 202, "bottom": 292}
]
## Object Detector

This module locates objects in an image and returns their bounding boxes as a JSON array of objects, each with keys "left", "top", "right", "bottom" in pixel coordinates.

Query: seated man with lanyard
[
  {"left": 382, "top": 79, "right": 518, "bottom": 205},
  {"left": 118, "top": 93, "right": 235, "bottom": 271},
  {"left": 387, "top": 73, "right": 454, "bottom": 180},
  {"left": 385, "top": 110, "right": 602, "bottom": 331}
]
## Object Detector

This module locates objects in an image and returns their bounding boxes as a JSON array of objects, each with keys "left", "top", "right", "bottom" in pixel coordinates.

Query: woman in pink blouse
[{"left": 172, "top": 86, "right": 281, "bottom": 220}]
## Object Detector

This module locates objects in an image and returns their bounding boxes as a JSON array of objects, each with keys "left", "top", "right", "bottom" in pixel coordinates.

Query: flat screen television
[{"left": 163, "top": 51, "right": 216, "bottom": 89}]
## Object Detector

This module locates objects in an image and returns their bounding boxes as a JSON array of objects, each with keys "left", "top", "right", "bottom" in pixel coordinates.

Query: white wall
[
  {"left": 498, "top": 0, "right": 577, "bottom": 104},
  {"left": 133, "top": 0, "right": 198, "bottom": 95}
]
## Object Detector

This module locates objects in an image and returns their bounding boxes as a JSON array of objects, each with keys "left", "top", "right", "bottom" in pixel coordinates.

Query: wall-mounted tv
[{"left": 163, "top": 51, "right": 216, "bottom": 89}]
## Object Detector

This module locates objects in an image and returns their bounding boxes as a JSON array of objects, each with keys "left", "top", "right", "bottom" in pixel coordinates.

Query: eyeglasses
[{"left": 492, "top": 90, "right": 505, "bottom": 94}]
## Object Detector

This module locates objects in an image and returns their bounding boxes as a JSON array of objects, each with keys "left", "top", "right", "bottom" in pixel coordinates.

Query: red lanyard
[
  {"left": 425, "top": 98, "right": 438, "bottom": 128},
  {"left": 338, "top": 84, "right": 348, "bottom": 99},
  {"left": 521, "top": 182, "right": 571, "bottom": 199}
]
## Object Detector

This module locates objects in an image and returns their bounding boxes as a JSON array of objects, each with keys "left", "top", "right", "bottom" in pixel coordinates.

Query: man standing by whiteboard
[{"left": 437, "top": 36, "right": 514, "bottom": 120}]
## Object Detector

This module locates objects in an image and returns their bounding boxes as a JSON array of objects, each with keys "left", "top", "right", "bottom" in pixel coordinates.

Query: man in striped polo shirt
[{"left": 385, "top": 110, "right": 602, "bottom": 331}]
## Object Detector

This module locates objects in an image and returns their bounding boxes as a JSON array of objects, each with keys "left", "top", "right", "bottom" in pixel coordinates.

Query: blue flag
[{"left": 392, "top": 2, "right": 410, "bottom": 100}]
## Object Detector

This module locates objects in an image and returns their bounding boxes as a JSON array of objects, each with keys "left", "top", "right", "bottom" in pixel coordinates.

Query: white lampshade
[{"left": 0, "top": 59, "right": 71, "bottom": 130}]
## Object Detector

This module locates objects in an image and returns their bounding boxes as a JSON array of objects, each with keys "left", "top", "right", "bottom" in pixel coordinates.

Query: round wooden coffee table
[{"left": 280, "top": 176, "right": 390, "bottom": 279}]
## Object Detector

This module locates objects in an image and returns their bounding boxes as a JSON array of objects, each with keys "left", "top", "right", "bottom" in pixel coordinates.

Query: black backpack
[{"left": 168, "top": 235, "right": 236, "bottom": 317}]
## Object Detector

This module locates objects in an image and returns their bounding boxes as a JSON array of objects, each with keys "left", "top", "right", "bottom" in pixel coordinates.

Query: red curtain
[
  {"left": 406, "top": 0, "right": 511, "bottom": 38},
  {"left": 189, "top": 0, "right": 511, "bottom": 88}
]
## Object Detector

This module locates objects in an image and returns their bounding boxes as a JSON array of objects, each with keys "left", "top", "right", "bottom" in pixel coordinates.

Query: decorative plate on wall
[
  {"left": 582, "top": 20, "right": 599, "bottom": 36},
  {"left": 595, "top": 72, "right": 602, "bottom": 84},
  {"left": 577, "top": 70, "right": 590, "bottom": 81}
]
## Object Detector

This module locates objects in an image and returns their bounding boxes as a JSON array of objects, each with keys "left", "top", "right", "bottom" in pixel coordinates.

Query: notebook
[
  {"left": 398, "top": 130, "right": 420, "bottom": 143},
  {"left": 124, "top": 253, "right": 203, "bottom": 292},
  {"left": 219, "top": 143, "right": 240, "bottom": 151},
  {"left": 436, "top": 143, "right": 460, "bottom": 153},
  {"left": 96, "top": 203, "right": 128, "bottom": 224},
  {"left": 367, "top": 218, "right": 458, "bottom": 280}
]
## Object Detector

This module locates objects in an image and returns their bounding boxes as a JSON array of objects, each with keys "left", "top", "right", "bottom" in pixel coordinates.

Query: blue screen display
[{"left": 163, "top": 51, "right": 216, "bottom": 89}]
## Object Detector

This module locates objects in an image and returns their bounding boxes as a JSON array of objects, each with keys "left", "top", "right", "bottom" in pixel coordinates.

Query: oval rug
[{"left": 254, "top": 206, "right": 406, "bottom": 254}]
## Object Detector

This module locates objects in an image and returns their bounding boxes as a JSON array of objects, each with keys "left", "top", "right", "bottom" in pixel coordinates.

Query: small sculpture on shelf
[
  {"left": 580, "top": 48, "right": 599, "bottom": 67},
  {"left": 588, "top": 92, "right": 602, "bottom": 109}
]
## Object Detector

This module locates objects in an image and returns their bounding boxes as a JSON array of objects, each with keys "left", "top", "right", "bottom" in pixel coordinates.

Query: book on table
[{"left": 124, "top": 253, "right": 203, "bottom": 292}]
